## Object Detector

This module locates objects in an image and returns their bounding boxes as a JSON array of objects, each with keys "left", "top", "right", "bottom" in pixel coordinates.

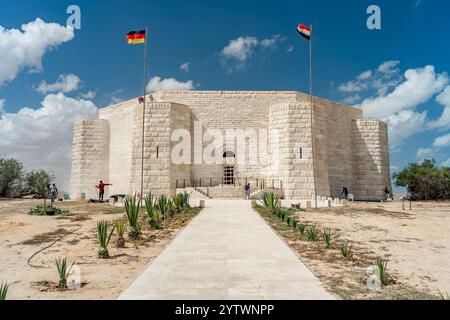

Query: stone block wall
[
  {"left": 130, "top": 102, "right": 190, "bottom": 197},
  {"left": 352, "top": 120, "right": 392, "bottom": 200},
  {"left": 69, "top": 119, "right": 109, "bottom": 199},
  {"left": 269, "top": 102, "right": 315, "bottom": 200}
]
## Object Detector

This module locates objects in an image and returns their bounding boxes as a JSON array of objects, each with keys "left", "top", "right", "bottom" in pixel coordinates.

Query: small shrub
[
  {"left": 29, "top": 205, "right": 63, "bottom": 216},
  {"left": 145, "top": 194, "right": 161, "bottom": 229},
  {"left": 0, "top": 283, "right": 8, "bottom": 300},
  {"left": 125, "top": 196, "right": 141, "bottom": 239},
  {"left": 56, "top": 257, "right": 75, "bottom": 289},
  {"left": 114, "top": 218, "right": 126, "bottom": 248},
  {"left": 375, "top": 258, "right": 388, "bottom": 285},
  {"left": 322, "top": 229, "right": 332, "bottom": 249},
  {"left": 286, "top": 217, "right": 291, "bottom": 226},
  {"left": 292, "top": 220, "right": 298, "bottom": 228},
  {"left": 172, "top": 194, "right": 184, "bottom": 213},
  {"left": 305, "top": 227, "right": 319, "bottom": 241},
  {"left": 297, "top": 224, "right": 306, "bottom": 235},
  {"left": 97, "top": 220, "right": 115, "bottom": 258},
  {"left": 156, "top": 195, "right": 170, "bottom": 220},
  {"left": 340, "top": 242, "right": 353, "bottom": 260},
  {"left": 261, "top": 192, "right": 279, "bottom": 210}
]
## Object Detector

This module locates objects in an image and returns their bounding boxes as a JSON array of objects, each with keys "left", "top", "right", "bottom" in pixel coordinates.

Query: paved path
[{"left": 119, "top": 200, "right": 334, "bottom": 300}]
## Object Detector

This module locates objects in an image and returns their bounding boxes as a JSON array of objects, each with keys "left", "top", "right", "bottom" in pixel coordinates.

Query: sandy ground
[
  {"left": 290, "top": 200, "right": 450, "bottom": 298},
  {"left": 0, "top": 199, "right": 200, "bottom": 300}
]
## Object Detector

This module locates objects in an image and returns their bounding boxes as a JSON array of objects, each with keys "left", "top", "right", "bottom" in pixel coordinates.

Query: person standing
[
  {"left": 96, "top": 180, "right": 112, "bottom": 202},
  {"left": 341, "top": 186, "right": 349, "bottom": 200}
]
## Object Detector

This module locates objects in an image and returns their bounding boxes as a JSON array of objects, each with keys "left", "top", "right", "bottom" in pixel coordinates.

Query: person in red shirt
[{"left": 96, "top": 180, "right": 112, "bottom": 202}]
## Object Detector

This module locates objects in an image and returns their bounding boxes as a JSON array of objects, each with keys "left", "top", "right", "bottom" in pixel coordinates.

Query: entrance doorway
[{"left": 223, "top": 165, "right": 235, "bottom": 185}]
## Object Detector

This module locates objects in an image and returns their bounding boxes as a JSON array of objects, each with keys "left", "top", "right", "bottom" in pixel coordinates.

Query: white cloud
[
  {"left": 0, "top": 93, "right": 97, "bottom": 190},
  {"left": 428, "top": 85, "right": 450, "bottom": 130},
  {"left": 180, "top": 62, "right": 190, "bottom": 72},
  {"left": 433, "top": 133, "right": 450, "bottom": 148},
  {"left": 220, "top": 35, "right": 287, "bottom": 71},
  {"left": 341, "top": 94, "right": 362, "bottom": 105},
  {"left": 442, "top": 157, "right": 450, "bottom": 167},
  {"left": 146, "top": 76, "right": 196, "bottom": 92},
  {"left": 36, "top": 73, "right": 81, "bottom": 94},
  {"left": 378, "top": 60, "right": 400, "bottom": 74},
  {"left": 386, "top": 110, "right": 428, "bottom": 149},
  {"left": 0, "top": 18, "right": 74, "bottom": 86},
  {"left": 286, "top": 45, "right": 294, "bottom": 53},
  {"left": 417, "top": 147, "right": 435, "bottom": 159},
  {"left": 0, "top": 99, "right": 5, "bottom": 113},
  {"left": 80, "top": 90, "right": 97, "bottom": 99},
  {"left": 360, "top": 65, "right": 448, "bottom": 119}
]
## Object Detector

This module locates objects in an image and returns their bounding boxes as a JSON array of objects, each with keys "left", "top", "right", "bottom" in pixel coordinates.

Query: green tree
[
  {"left": 393, "top": 159, "right": 450, "bottom": 200},
  {"left": 25, "top": 169, "right": 54, "bottom": 198},
  {"left": 0, "top": 157, "right": 25, "bottom": 197}
]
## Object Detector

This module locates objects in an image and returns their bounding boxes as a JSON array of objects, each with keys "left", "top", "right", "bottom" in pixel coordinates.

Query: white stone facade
[{"left": 69, "top": 91, "right": 392, "bottom": 201}]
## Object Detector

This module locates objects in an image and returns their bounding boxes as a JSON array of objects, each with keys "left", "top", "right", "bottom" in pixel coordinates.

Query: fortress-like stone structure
[{"left": 69, "top": 91, "right": 391, "bottom": 201}]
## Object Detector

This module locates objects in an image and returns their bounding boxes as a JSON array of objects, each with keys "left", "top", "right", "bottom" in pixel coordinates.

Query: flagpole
[
  {"left": 140, "top": 26, "right": 148, "bottom": 200},
  {"left": 309, "top": 24, "right": 318, "bottom": 209}
]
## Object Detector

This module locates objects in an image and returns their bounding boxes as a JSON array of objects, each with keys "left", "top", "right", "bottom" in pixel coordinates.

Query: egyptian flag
[
  {"left": 297, "top": 24, "right": 311, "bottom": 40},
  {"left": 126, "top": 30, "right": 146, "bottom": 44}
]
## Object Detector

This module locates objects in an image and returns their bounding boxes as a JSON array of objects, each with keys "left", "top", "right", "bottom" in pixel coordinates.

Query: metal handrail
[{"left": 176, "top": 178, "right": 283, "bottom": 190}]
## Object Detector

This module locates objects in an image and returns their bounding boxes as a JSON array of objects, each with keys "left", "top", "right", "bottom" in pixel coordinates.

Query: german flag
[{"left": 126, "top": 30, "right": 146, "bottom": 44}]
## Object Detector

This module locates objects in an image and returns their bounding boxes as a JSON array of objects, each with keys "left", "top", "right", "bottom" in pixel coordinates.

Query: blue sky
[{"left": 0, "top": 0, "right": 449, "bottom": 191}]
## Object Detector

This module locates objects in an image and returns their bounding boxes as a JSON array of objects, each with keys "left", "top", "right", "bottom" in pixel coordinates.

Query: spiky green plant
[
  {"left": 145, "top": 194, "right": 161, "bottom": 229},
  {"left": 125, "top": 196, "right": 141, "bottom": 239},
  {"left": 156, "top": 195, "right": 170, "bottom": 220},
  {"left": 180, "top": 191, "right": 191, "bottom": 208},
  {"left": 0, "top": 283, "right": 8, "bottom": 300},
  {"left": 261, "top": 192, "right": 279, "bottom": 210},
  {"left": 439, "top": 291, "right": 450, "bottom": 300},
  {"left": 55, "top": 257, "right": 75, "bottom": 288},
  {"left": 114, "top": 218, "right": 126, "bottom": 248},
  {"left": 375, "top": 258, "right": 388, "bottom": 285},
  {"left": 322, "top": 229, "right": 332, "bottom": 249},
  {"left": 340, "top": 242, "right": 353, "bottom": 260},
  {"left": 297, "top": 223, "right": 306, "bottom": 235},
  {"left": 305, "top": 227, "right": 320, "bottom": 241},
  {"left": 97, "top": 220, "right": 115, "bottom": 258},
  {"left": 172, "top": 194, "right": 184, "bottom": 213},
  {"left": 292, "top": 219, "right": 298, "bottom": 229}
]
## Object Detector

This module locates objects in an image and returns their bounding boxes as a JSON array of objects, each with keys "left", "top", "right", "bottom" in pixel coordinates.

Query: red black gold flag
[
  {"left": 297, "top": 24, "right": 311, "bottom": 40},
  {"left": 126, "top": 30, "right": 146, "bottom": 44}
]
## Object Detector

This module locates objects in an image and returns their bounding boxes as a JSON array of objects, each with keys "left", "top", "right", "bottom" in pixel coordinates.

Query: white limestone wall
[
  {"left": 99, "top": 101, "right": 135, "bottom": 196},
  {"left": 69, "top": 119, "right": 109, "bottom": 199},
  {"left": 130, "top": 102, "right": 191, "bottom": 197},
  {"left": 352, "top": 120, "right": 392, "bottom": 200},
  {"left": 152, "top": 91, "right": 303, "bottom": 181}
]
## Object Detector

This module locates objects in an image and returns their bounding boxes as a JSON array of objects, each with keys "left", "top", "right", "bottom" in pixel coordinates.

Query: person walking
[
  {"left": 246, "top": 183, "right": 251, "bottom": 200},
  {"left": 50, "top": 183, "right": 58, "bottom": 206},
  {"left": 96, "top": 180, "right": 112, "bottom": 202}
]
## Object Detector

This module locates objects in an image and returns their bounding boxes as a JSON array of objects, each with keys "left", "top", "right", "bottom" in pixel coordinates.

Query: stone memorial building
[{"left": 69, "top": 91, "right": 391, "bottom": 201}]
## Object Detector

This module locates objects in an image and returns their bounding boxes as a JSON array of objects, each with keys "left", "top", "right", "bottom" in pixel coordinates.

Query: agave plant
[
  {"left": 297, "top": 223, "right": 306, "bottom": 235},
  {"left": 340, "top": 242, "right": 353, "bottom": 260},
  {"left": 375, "top": 258, "right": 388, "bottom": 285},
  {"left": 97, "top": 220, "right": 115, "bottom": 258},
  {"left": 156, "top": 195, "right": 170, "bottom": 220},
  {"left": 172, "top": 194, "right": 184, "bottom": 213},
  {"left": 261, "top": 192, "right": 279, "bottom": 210},
  {"left": 145, "top": 195, "right": 161, "bottom": 229},
  {"left": 322, "top": 229, "right": 332, "bottom": 249},
  {"left": 0, "top": 282, "right": 8, "bottom": 300},
  {"left": 180, "top": 191, "right": 191, "bottom": 208},
  {"left": 56, "top": 257, "right": 75, "bottom": 289},
  {"left": 114, "top": 217, "right": 126, "bottom": 248},
  {"left": 305, "top": 226, "right": 320, "bottom": 241},
  {"left": 125, "top": 196, "right": 141, "bottom": 239}
]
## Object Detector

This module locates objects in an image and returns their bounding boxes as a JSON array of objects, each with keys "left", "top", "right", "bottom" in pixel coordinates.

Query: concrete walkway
[{"left": 119, "top": 200, "right": 334, "bottom": 300}]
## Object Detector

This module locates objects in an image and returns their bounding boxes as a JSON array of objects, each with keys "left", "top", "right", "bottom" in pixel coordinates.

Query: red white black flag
[{"left": 297, "top": 24, "right": 311, "bottom": 40}]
